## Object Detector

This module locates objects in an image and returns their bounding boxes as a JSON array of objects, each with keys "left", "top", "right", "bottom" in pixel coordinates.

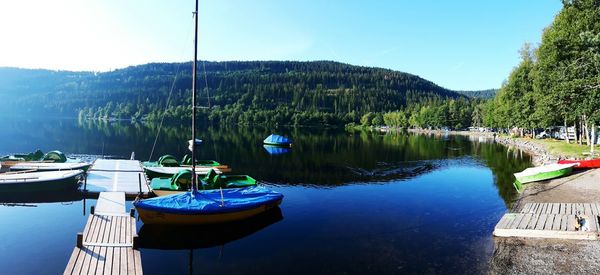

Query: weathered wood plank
[
  {"left": 566, "top": 203, "right": 572, "bottom": 215},
  {"left": 127, "top": 246, "right": 135, "bottom": 275},
  {"left": 104, "top": 247, "right": 114, "bottom": 275},
  {"left": 552, "top": 215, "right": 562, "bottom": 230},
  {"left": 588, "top": 215, "right": 598, "bottom": 232},
  {"left": 535, "top": 214, "right": 548, "bottom": 230},
  {"left": 94, "top": 246, "right": 107, "bottom": 275},
  {"left": 584, "top": 203, "right": 592, "bottom": 215},
  {"left": 568, "top": 215, "right": 577, "bottom": 231},
  {"left": 508, "top": 214, "right": 525, "bottom": 229},
  {"left": 560, "top": 214, "right": 568, "bottom": 231},
  {"left": 495, "top": 214, "right": 512, "bottom": 229},
  {"left": 522, "top": 203, "right": 532, "bottom": 213},
  {"left": 552, "top": 203, "right": 560, "bottom": 214},
  {"left": 591, "top": 203, "right": 599, "bottom": 215},
  {"left": 63, "top": 248, "right": 81, "bottom": 275},
  {"left": 526, "top": 213, "right": 539, "bottom": 229},
  {"left": 120, "top": 247, "right": 127, "bottom": 275},
  {"left": 134, "top": 249, "right": 143, "bottom": 275},
  {"left": 543, "top": 215, "right": 555, "bottom": 230},
  {"left": 517, "top": 214, "right": 532, "bottom": 229},
  {"left": 112, "top": 246, "right": 121, "bottom": 275},
  {"left": 82, "top": 215, "right": 95, "bottom": 243}
]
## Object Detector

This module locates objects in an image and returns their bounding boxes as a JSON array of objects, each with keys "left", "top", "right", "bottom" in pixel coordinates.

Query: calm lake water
[{"left": 0, "top": 117, "right": 531, "bottom": 274}]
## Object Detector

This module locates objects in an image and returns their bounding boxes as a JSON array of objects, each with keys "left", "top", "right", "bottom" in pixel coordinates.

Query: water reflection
[{"left": 262, "top": 145, "right": 291, "bottom": 155}]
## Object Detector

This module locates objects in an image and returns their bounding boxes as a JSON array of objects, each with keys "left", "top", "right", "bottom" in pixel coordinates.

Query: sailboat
[{"left": 134, "top": 0, "right": 283, "bottom": 224}]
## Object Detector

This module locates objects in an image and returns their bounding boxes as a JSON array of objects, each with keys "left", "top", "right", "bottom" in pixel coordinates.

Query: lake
[{"left": 0, "top": 117, "right": 530, "bottom": 274}]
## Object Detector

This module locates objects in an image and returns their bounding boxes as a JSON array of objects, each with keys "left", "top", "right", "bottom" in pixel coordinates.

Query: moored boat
[
  {"left": 513, "top": 163, "right": 577, "bottom": 184},
  {"left": 134, "top": 186, "right": 283, "bottom": 225},
  {"left": 144, "top": 166, "right": 227, "bottom": 179},
  {"left": 0, "top": 150, "right": 82, "bottom": 168},
  {"left": 151, "top": 169, "right": 256, "bottom": 196},
  {"left": 263, "top": 134, "right": 292, "bottom": 147},
  {"left": 0, "top": 170, "right": 84, "bottom": 191},
  {"left": 558, "top": 158, "right": 600, "bottom": 169},
  {"left": 10, "top": 162, "right": 91, "bottom": 172}
]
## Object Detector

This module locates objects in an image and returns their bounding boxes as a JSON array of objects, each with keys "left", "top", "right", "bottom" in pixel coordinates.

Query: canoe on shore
[
  {"left": 558, "top": 158, "right": 600, "bottom": 169},
  {"left": 514, "top": 163, "right": 577, "bottom": 184}
]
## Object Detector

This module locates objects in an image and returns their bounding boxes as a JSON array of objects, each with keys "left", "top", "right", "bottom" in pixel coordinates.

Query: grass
[{"left": 526, "top": 138, "right": 598, "bottom": 158}]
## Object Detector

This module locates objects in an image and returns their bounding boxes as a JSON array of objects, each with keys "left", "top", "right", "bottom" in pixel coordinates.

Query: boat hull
[
  {"left": 136, "top": 199, "right": 282, "bottom": 225},
  {"left": 144, "top": 166, "right": 230, "bottom": 179},
  {"left": 0, "top": 170, "right": 83, "bottom": 192},
  {"left": 514, "top": 166, "right": 573, "bottom": 184},
  {"left": 558, "top": 158, "right": 600, "bottom": 169}
]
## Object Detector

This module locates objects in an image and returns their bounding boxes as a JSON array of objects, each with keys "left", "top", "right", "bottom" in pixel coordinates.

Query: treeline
[
  {"left": 350, "top": 98, "right": 483, "bottom": 129},
  {"left": 1, "top": 61, "right": 490, "bottom": 127},
  {"left": 483, "top": 0, "right": 600, "bottom": 141}
]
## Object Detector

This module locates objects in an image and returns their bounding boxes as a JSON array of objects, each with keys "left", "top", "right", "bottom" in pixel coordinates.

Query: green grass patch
[{"left": 529, "top": 138, "right": 598, "bottom": 158}]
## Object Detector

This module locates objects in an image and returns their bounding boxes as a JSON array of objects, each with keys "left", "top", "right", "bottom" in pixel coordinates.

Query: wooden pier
[
  {"left": 64, "top": 192, "right": 142, "bottom": 275},
  {"left": 83, "top": 159, "right": 150, "bottom": 197},
  {"left": 494, "top": 202, "right": 600, "bottom": 240}
]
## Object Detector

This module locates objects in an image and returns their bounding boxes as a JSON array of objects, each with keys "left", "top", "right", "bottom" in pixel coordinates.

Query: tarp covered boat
[
  {"left": 0, "top": 150, "right": 82, "bottom": 167},
  {"left": 0, "top": 170, "right": 84, "bottom": 191},
  {"left": 514, "top": 163, "right": 576, "bottom": 184},
  {"left": 558, "top": 158, "right": 600, "bottom": 169},
  {"left": 134, "top": 186, "right": 283, "bottom": 224},
  {"left": 263, "top": 134, "right": 292, "bottom": 146}
]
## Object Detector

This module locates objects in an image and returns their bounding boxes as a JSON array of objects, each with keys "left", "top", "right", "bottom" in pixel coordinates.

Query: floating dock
[
  {"left": 64, "top": 192, "right": 142, "bottom": 275},
  {"left": 83, "top": 159, "right": 150, "bottom": 197},
  {"left": 494, "top": 202, "right": 600, "bottom": 240}
]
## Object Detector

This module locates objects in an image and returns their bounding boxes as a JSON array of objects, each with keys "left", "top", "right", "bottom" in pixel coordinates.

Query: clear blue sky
[{"left": 0, "top": 0, "right": 562, "bottom": 90}]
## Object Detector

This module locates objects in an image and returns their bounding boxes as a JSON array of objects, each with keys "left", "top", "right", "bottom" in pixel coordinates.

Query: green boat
[
  {"left": 513, "top": 163, "right": 577, "bottom": 184},
  {"left": 0, "top": 150, "right": 81, "bottom": 167},
  {"left": 143, "top": 154, "right": 229, "bottom": 179},
  {"left": 151, "top": 169, "right": 257, "bottom": 197}
]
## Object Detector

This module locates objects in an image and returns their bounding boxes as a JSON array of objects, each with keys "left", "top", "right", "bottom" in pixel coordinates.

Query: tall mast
[{"left": 191, "top": 0, "right": 199, "bottom": 192}]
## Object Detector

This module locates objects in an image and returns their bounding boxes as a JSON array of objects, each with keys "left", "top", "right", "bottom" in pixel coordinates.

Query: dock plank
[
  {"left": 65, "top": 192, "right": 142, "bottom": 274},
  {"left": 517, "top": 213, "right": 532, "bottom": 229},
  {"left": 552, "top": 215, "right": 562, "bottom": 230},
  {"left": 522, "top": 203, "right": 532, "bottom": 213}
]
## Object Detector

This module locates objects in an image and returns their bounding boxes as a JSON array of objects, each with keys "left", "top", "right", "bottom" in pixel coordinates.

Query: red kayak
[{"left": 558, "top": 158, "right": 600, "bottom": 169}]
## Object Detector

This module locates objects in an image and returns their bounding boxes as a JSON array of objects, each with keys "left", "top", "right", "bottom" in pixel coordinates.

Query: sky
[{"left": 0, "top": 0, "right": 563, "bottom": 90}]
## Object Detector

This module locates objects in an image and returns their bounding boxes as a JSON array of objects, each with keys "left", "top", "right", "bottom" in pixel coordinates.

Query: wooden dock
[
  {"left": 83, "top": 159, "right": 150, "bottom": 197},
  {"left": 64, "top": 192, "right": 142, "bottom": 275},
  {"left": 494, "top": 202, "right": 600, "bottom": 240}
]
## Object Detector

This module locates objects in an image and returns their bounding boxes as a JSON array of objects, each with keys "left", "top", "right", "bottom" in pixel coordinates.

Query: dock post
[
  {"left": 138, "top": 173, "right": 142, "bottom": 196},
  {"left": 76, "top": 233, "right": 83, "bottom": 248},
  {"left": 130, "top": 208, "right": 135, "bottom": 217},
  {"left": 90, "top": 205, "right": 95, "bottom": 215}
]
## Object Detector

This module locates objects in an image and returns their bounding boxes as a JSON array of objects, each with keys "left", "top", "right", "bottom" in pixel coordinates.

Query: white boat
[
  {"left": 9, "top": 162, "right": 91, "bottom": 171},
  {"left": 144, "top": 166, "right": 222, "bottom": 178},
  {"left": 0, "top": 170, "right": 84, "bottom": 191}
]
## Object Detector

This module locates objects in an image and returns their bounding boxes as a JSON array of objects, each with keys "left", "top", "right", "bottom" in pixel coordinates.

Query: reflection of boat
[
  {"left": 558, "top": 158, "right": 600, "bottom": 169},
  {"left": 0, "top": 188, "right": 83, "bottom": 203},
  {"left": 263, "top": 134, "right": 292, "bottom": 147},
  {"left": 0, "top": 170, "right": 84, "bottom": 191},
  {"left": 263, "top": 144, "right": 291, "bottom": 155},
  {"left": 10, "top": 162, "right": 91, "bottom": 172},
  {"left": 138, "top": 207, "right": 283, "bottom": 249},
  {"left": 513, "top": 163, "right": 576, "bottom": 184}
]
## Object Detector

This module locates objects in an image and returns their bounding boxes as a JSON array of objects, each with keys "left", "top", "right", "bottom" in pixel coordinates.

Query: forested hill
[
  {"left": 455, "top": 89, "right": 497, "bottom": 99},
  {"left": 0, "top": 61, "right": 475, "bottom": 125}
]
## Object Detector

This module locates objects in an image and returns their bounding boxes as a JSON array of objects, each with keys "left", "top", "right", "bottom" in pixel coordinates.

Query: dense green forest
[
  {"left": 485, "top": 0, "right": 600, "bottom": 141},
  {"left": 0, "top": 61, "right": 488, "bottom": 127}
]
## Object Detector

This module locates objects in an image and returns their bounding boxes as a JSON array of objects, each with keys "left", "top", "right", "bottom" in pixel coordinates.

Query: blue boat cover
[
  {"left": 263, "top": 134, "right": 292, "bottom": 145},
  {"left": 134, "top": 186, "right": 283, "bottom": 215},
  {"left": 263, "top": 145, "right": 291, "bottom": 155}
]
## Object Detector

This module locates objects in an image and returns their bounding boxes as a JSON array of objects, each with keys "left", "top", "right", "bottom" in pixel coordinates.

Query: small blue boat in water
[
  {"left": 134, "top": 186, "right": 284, "bottom": 224},
  {"left": 263, "top": 134, "right": 292, "bottom": 147}
]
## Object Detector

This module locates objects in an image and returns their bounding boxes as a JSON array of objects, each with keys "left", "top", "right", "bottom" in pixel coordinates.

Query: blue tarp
[
  {"left": 134, "top": 186, "right": 283, "bottom": 215},
  {"left": 263, "top": 134, "right": 292, "bottom": 145},
  {"left": 263, "top": 145, "right": 291, "bottom": 155}
]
